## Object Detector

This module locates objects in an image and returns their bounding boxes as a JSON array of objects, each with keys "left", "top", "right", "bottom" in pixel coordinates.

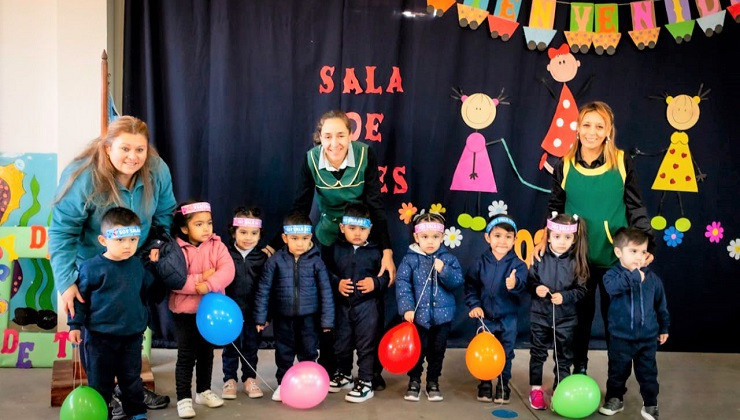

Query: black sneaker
[
  {"left": 345, "top": 380, "right": 374, "bottom": 403},
  {"left": 425, "top": 382, "right": 443, "bottom": 402},
  {"left": 372, "top": 373, "right": 386, "bottom": 391},
  {"left": 329, "top": 372, "right": 353, "bottom": 393},
  {"left": 142, "top": 387, "right": 170, "bottom": 409},
  {"left": 110, "top": 395, "right": 126, "bottom": 420},
  {"left": 641, "top": 405, "right": 659, "bottom": 420},
  {"left": 477, "top": 381, "right": 493, "bottom": 402},
  {"left": 404, "top": 379, "right": 421, "bottom": 401},
  {"left": 494, "top": 382, "right": 510, "bottom": 404},
  {"left": 599, "top": 397, "right": 625, "bottom": 415},
  {"left": 572, "top": 362, "right": 587, "bottom": 375}
]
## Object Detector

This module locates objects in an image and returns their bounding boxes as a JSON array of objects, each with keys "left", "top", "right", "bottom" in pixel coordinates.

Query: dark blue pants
[
  {"left": 273, "top": 314, "right": 319, "bottom": 384},
  {"left": 335, "top": 300, "right": 378, "bottom": 382},
  {"left": 606, "top": 337, "right": 659, "bottom": 406},
  {"left": 222, "top": 315, "right": 260, "bottom": 382},
  {"left": 173, "top": 313, "right": 214, "bottom": 401},
  {"left": 408, "top": 322, "right": 451, "bottom": 383},
  {"left": 483, "top": 315, "right": 517, "bottom": 385},
  {"left": 85, "top": 330, "right": 147, "bottom": 417},
  {"left": 529, "top": 319, "right": 575, "bottom": 387}
]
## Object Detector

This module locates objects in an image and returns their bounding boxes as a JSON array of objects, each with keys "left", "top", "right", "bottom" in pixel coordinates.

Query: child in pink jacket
[{"left": 168, "top": 201, "right": 235, "bottom": 418}]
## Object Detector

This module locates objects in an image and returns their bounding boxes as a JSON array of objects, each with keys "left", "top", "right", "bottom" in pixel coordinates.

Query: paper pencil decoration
[
  {"left": 488, "top": 0, "right": 522, "bottom": 41},
  {"left": 729, "top": 0, "right": 740, "bottom": 23},
  {"left": 696, "top": 9, "right": 726, "bottom": 37},
  {"left": 458, "top": 1, "right": 490, "bottom": 30},
  {"left": 427, "top": 0, "right": 456, "bottom": 17},
  {"left": 629, "top": 1, "right": 661, "bottom": 49},
  {"left": 664, "top": 0, "right": 695, "bottom": 43},
  {"left": 593, "top": 4, "right": 621, "bottom": 55},
  {"left": 524, "top": 0, "right": 557, "bottom": 50},
  {"left": 565, "top": 3, "right": 595, "bottom": 53}
]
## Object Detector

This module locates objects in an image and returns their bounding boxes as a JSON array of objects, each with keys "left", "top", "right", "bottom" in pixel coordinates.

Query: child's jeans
[
  {"left": 273, "top": 314, "right": 319, "bottom": 384},
  {"left": 222, "top": 314, "right": 260, "bottom": 382},
  {"left": 482, "top": 315, "right": 517, "bottom": 385},
  {"left": 173, "top": 313, "right": 214, "bottom": 401},
  {"left": 334, "top": 300, "right": 378, "bottom": 382},
  {"left": 606, "top": 336, "right": 659, "bottom": 406}
]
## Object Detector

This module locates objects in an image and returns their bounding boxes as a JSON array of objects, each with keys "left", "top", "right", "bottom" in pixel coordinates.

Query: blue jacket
[
  {"left": 527, "top": 248, "right": 587, "bottom": 324},
  {"left": 395, "top": 244, "right": 464, "bottom": 329},
  {"left": 50, "top": 156, "right": 176, "bottom": 295},
  {"left": 146, "top": 232, "right": 187, "bottom": 292},
  {"left": 322, "top": 239, "right": 389, "bottom": 306},
  {"left": 253, "top": 245, "right": 334, "bottom": 329},
  {"left": 68, "top": 254, "right": 154, "bottom": 336},
  {"left": 464, "top": 249, "right": 527, "bottom": 320},
  {"left": 603, "top": 264, "right": 670, "bottom": 341},
  {"left": 225, "top": 242, "right": 267, "bottom": 317}
]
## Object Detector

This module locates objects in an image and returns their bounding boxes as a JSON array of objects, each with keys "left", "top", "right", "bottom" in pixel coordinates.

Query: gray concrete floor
[{"left": 2, "top": 348, "right": 738, "bottom": 419}]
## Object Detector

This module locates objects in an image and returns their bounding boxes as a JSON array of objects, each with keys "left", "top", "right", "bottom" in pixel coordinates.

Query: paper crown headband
[
  {"left": 546, "top": 212, "right": 579, "bottom": 234},
  {"left": 485, "top": 216, "right": 517, "bottom": 234},
  {"left": 233, "top": 217, "right": 262, "bottom": 228},
  {"left": 283, "top": 225, "right": 312, "bottom": 235},
  {"left": 104, "top": 226, "right": 141, "bottom": 239},
  {"left": 341, "top": 216, "right": 372, "bottom": 228},
  {"left": 179, "top": 202, "right": 211, "bottom": 215},
  {"left": 414, "top": 222, "right": 445, "bottom": 233}
]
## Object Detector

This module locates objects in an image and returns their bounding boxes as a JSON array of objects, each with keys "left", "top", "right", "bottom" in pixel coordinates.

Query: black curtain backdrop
[{"left": 124, "top": 0, "right": 740, "bottom": 352}]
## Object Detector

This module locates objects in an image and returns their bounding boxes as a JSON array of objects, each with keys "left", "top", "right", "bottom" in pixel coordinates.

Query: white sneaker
[
  {"left": 244, "top": 378, "right": 263, "bottom": 398},
  {"left": 222, "top": 379, "right": 237, "bottom": 400},
  {"left": 177, "top": 398, "right": 196, "bottom": 418},
  {"left": 272, "top": 385, "right": 281, "bottom": 402},
  {"left": 195, "top": 389, "right": 224, "bottom": 408}
]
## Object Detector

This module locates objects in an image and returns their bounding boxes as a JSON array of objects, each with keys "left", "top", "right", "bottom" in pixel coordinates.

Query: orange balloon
[{"left": 465, "top": 331, "right": 506, "bottom": 380}]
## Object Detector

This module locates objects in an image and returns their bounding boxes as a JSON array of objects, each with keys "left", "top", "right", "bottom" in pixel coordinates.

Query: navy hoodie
[
  {"left": 464, "top": 249, "right": 528, "bottom": 320},
  {"left": 603, "top": 264, "right": 670, "bottom": 341},
  {"left": 225, "top": 242, "right": 267, "bottom": 317},
  {"left": 322, "top": 239, "right": 389, "bottom": 306},
  {"left": 527, "top": 247, "right": 587, "bottom": 324}
]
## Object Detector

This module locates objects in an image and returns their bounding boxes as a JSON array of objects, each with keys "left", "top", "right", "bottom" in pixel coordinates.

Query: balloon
[
  {"left": 551, "top": 374, "right": 601, "bottom": 418},
  {"left": 60, "top": 386, "right": 107, "bottom": 420},
  {"left": 196, "top": 292, "right": 243, "bottom": 346},
  {"left": 378, "top": 321, "right": 421, "bottom": 374},
  {"left": 281, "top": 361, "right": 329, "bottom": 409},
  {"left": 465, "top": 331, "right": 506, "bottom": 380}
]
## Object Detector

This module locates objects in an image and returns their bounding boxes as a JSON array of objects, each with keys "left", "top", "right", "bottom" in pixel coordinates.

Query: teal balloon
[
  {"left": 196, "top": 292, "right": 243, "bottom": 345},
  {"left": 551, "top": 374, "right": 601, "bottom": 418},
  {"left": 60, "top": 386, "right": 107, "bottom": 420}
]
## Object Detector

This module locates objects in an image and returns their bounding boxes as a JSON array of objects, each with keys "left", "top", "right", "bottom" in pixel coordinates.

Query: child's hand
[
  {"left": 149, "top": 248, "right": 160, "bottom": 262},
  {"left": 357, "top": 277, "right": 375, "bottom": 294},
  {"left": 639, "top": 269, "right": 646, "bottom": 282},
  {"left": 256, "top": 325, "right": 265, "bottom": 332},
  {"left": 68, "top": 330, "right": 82, "bottom": 344},
  {"left": 658, "top": 334, "right": 669, "bottom": 345},
  {"left": 505, "top": 269, "right": 517, "bottom": 290},
  {"left": 434, "top": 258, "right": 444, "bottom": 273},
  {"left": 468, "top": 307, "right": 484, "bottom": 318},
  {"left": 551, "top": 293, "right": 563, "bottom": 305},
  {"left": 323, "top": 328, "right": 331, "bottom": 332},
  {"left": 195, "top": 282, "right": 209, "bottom": 295},
  {"left": 338, "top": 279, "right": 354, "bottom": 296},
  {"left": 536, "top": 285, "right": 550, "bottom": 298},
  {"left": 404, "top": 311, "right": 415, "bottom": 323},
  {"left": 203, "top": 268, "right": 215, "bottom": 279}
]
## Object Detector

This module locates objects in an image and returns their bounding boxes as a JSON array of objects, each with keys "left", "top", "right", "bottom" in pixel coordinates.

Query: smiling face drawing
[
  {"left": 666, "top": 94, "right": 700, "bottom": 131},
  {"left": 461, "top": 93, "right": 497, "bottom": 130}
]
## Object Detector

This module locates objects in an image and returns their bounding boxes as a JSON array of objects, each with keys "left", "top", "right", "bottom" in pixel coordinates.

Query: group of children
[{"left": 68, "top": 200, "right": 669, "bottom": 420}]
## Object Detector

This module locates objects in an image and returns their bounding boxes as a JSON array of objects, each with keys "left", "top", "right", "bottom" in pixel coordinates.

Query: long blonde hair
[
  {"left": 564, "top": 101, "right": 621, "bottom": 168},
  {"left": 55, "top": 116, "right": 160, "bottom": 210}
]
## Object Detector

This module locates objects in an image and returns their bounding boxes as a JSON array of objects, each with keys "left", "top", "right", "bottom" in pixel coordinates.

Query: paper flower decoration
[
  {"left": 488, "top": 200, "right": 508, "bottom": 217},
  {"left": 705, "top": 221, "right": 724, "bottom": 243},
  {"left": 728, "top": 239, "right": 740, "bottom": 260},
  {"left": 663, "top": 226, "right": 683, "bottom": 247},
  {"left": 430, "top": 203, "right": 446, "bottom": 214},
  {"left": 444, "top": 227, "right": 463, "bottom": 248},
  {"left": 399, "top": 202, "right": 418, "bottom": 225}
]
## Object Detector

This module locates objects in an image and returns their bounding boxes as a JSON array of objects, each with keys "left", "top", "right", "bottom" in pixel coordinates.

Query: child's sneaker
[
  {"left": 425, "top": 382, "right": 443, "bottom": 402},
  {"left": 494, "top": 383, "right": 511, "bottom": 404},
  {"left": 271, "top": 385, "right": 281, "bottom": 402},
  {"left": 222, "top": 379, "right": 237, "bottom": 400},
  {"left": 244, "top": 378, "right": 263, "bottom": 398},
  {"left": 641, "top": 405, "right": 659, "bottom": 420},
  {"left": 598, "top": 398, "right": 624, "bottom": 415},
  {"left": 329, "top": 372, "right": 353, "bottom": 393},
  {"left": 195, "top": 390, "right": 224, "bottom": 408},
  {"left": 345, "top": 380, "right": 374, "bottom": 403},
  {"left": 176, "top": 398, "right": 196, "bottom": 419},
  {"left": 477, "top": 381, "right": 493, "bottom": 402},
  {"left": 529, "top": 388, "right": 547, "bottom": 410},
  {"left": 128, "top": 415, "right": 148, "bottom": 420},
  {"left": 404, "top": 379, "right": 421, "bottom": 401}
]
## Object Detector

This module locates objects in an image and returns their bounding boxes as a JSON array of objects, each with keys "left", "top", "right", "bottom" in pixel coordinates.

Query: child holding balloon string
[
  {"left": 526, "top": 212, "right": 588, "bottom": 410},
  {"left": 168, "top": 201, "right": 235, "bottom": 418},
  {"left": 395, "top": 211, "right": 463, "bottom": 402}
]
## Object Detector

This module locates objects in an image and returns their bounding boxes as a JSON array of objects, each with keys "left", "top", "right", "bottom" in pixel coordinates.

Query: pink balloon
[{"left": 280, "top": 361, "right": 329, "bottom": 409}]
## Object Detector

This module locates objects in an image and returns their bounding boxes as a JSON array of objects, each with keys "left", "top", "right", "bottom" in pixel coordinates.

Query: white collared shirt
[{"left": 318, "top": 142, "right": 355, "bottom": 172}]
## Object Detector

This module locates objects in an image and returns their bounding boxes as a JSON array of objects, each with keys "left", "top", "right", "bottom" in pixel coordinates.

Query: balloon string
[
  {"left": 72, "top": 344, "right": 80, "bottom": 389},
  {"left": 230, "top": 343, "right": 276, "bottom": 392},
  {"left": 548, "top": 292, "right": 560, "bottom": 390},
  {"left": 412, "top": 264, "right": 435, "bottom": 315},
  {"left": 476, "top": 316, "right": 493, "bottom": 335}
]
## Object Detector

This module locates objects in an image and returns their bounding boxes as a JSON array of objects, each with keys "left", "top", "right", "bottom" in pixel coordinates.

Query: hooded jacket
[
  {"left": 322, "top": 239, "right": 389, "bottom": 306},
  {"left": 224, "top": 242, "right": 267, "bottom": 317},
  {"left": 464, "top": 249, "right": 528, "bottom": 320},
  {"left": 527, "top": 247, "right": 587, "bottom": 324}
]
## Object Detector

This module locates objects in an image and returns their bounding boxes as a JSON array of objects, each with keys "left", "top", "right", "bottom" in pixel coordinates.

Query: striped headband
[
  {"left": 180, "top": 202, "right": 211, "bottom": 215},
  {"left": 414, "top": 222, "right": 445, "bottom": 233},
  {"left": 233, "top": 217, "right": 262, "bottom": 228},
  {"left": 342, "top": 216, "right": 372, "bottom": 228},
  {"left": 485, "top": 217, "right": 517, "bottom": 234},
  {"left": 283, "top": 225, "right": 312, "bottom": 235},
  {"left": 105, "top": 226, "right": 141, "bottom": 239}
]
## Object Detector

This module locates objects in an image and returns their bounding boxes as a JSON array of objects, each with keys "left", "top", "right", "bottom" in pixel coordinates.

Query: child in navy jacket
[
  {"left": 599, "top": 228, "right": 669, "bottom": 420},
  {"left": 464, "top": 215, "right": 527, "bottom": 404},
  {"left": 396, "top": 212, "right": 463, "bottom": 402},
  {"left": 323, "top": 203, "right": 389, "bottom": 403}
]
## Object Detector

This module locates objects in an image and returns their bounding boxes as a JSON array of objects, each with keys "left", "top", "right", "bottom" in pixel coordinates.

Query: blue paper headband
[
  {"left": 485, "top": 217, "right": 517, "bottom": 234},
  {"left": 105, "top": 226, "right": 141, "bottom": 239},
  {"left": 341, "top": 216, "right": 372, "bottom": 228},
  {"left": 283, "top": 225, "right": 312, "bottom": 235}
]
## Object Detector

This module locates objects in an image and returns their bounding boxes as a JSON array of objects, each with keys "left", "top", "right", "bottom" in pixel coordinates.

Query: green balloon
[
  {"left": 60, "top": 386, "right": 108, "bottom": 420},
  {"left": 551, "top": 374, "right": 601, "bottom": 419}
]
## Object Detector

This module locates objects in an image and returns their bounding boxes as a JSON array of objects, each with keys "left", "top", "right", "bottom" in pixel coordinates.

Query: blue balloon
[{"left": 196, "top": 293, "right": 243, "bottom": 345}]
